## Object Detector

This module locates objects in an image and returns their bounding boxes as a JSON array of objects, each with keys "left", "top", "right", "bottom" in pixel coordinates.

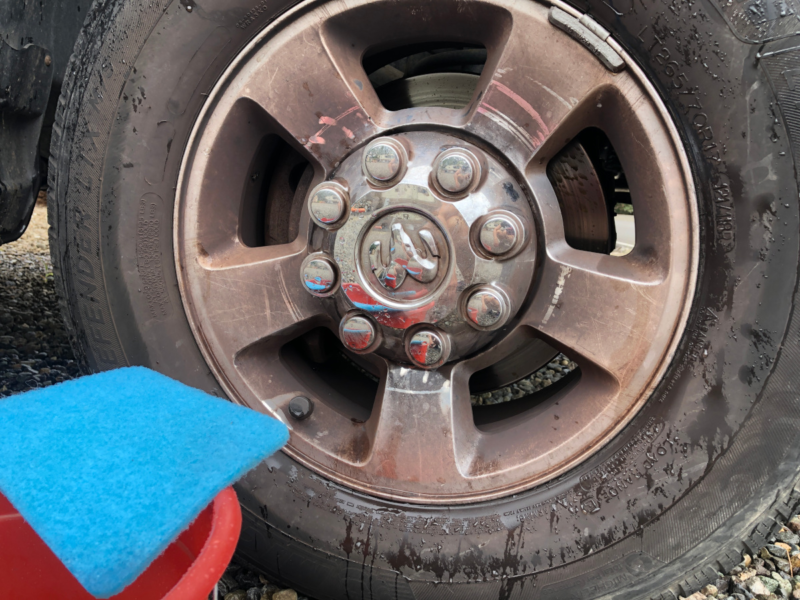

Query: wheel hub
[{"left": 306, "top": 132, "right": 536, "bottom": 366}]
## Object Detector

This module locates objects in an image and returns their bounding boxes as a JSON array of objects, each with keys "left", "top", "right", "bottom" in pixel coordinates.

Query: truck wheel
[{"left": 49, "top": 0, "right": 800, "bottom": 598}]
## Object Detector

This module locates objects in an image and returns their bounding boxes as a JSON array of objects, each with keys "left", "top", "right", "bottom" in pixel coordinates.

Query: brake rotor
[
  {"left": 377, "top": 72, "right": 483, "bottom": 110},
  {"left": 547, "top": 138, "right": 616, "bottom": 254}
]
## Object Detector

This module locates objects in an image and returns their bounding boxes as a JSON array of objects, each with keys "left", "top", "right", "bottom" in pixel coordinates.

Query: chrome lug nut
[
  {"left": 363, "top": 138, "right": 406, "bottom": 183},
  {"left": 301, "top": 256, "right": 338, "bottom": 295},
  {"left": 406, "top": 328, "right": 449, "bottom": 368},
  {"left": 340, "top": 314, "right": 378, "bottom": 353},
  {"left": 364, "top": 143, "right": 399, "bottom": 180},
  {"left": 465, "top": 288, "right": 506, "bottom": 328},
  {"left": 309, "top": 182, "right": 348, "bottom": 227},
  {"left": 480, "top": 215, "right": 519, "bottom": 256},
  {"left": 435, "top": 150, "right": 476, "bottom": 194}
]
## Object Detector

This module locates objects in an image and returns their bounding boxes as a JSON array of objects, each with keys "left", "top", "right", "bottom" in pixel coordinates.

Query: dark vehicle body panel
[{"left": 0, "top": 0, "right": 85, "bottom": 243}]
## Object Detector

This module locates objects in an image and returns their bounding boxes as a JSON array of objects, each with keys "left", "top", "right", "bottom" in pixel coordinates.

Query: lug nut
[
  {"left": 466, "top": 289, "right": 506, "bottom": 328},
  {"left": 288, "top": 396, "right": 314, "bottom": 420},
  {"left": 309, "top": 183, "right": 348, "bottom": 226},
  {"left": 301, "top": 256, "right": 338, "bottom": 295},
  {"left": 340, "top": 315, "right": 378, "bottom": 352},
  {"left": 407, "top": 329, "right": 448, "bottom": 368},
  {"left": 479, "top": 216, "right": 518, "bottom": 256},
  {"left": 435, "top": 150, "right": 476, "bottom": 194},
  {"left": 363, "top": 138, "right": 405, "bottom": 182}
]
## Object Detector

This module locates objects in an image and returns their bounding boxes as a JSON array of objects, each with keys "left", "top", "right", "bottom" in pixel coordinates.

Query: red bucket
[{"left": 0, "top": 487, "right": 241, "bottom": 600}]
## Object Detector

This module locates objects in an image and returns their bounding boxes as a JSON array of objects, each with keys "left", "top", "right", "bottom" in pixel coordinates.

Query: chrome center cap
[{"left": 314, "top": 131, "right": 537, "bottom": 364}]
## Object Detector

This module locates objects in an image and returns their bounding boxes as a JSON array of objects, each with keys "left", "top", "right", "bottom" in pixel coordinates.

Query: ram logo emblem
[{"left": 368, "top": 222, "right": 440, "bottom": 290}]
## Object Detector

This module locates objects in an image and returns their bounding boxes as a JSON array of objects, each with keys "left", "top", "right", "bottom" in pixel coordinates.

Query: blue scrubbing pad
[{"left": 0, "top": 366, "right": 288, "bottom": 598}]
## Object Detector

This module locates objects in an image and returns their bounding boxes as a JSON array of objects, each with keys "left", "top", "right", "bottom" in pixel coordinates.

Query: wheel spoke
[
  {"left": 186, "top": 240, "right": 327, "bottom": 359},
  {"left": 363, "top": 365, "right": 474, "bottom": 493},
  {"left": 521, "top": 247, "right": 667, "bottom": 383},
  {"left": 236, "top": 14, "right": 382, "bottom": 173},
  {"left": 465, "top": 4, "right": 617, "bottom": 169}
]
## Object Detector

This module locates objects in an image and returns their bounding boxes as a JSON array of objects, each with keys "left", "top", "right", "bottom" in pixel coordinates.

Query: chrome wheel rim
[{"left": 175, "top": 0, "right": 698, "bottom": 503}]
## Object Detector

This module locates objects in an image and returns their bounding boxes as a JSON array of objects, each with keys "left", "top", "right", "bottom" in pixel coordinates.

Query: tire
[{"left": 48, "top": 0, "right": 800, "bottom": 598}]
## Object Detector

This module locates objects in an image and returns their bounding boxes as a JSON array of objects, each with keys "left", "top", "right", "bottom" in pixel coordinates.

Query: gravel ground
[
  {"left": 212, "top": 563, "right": 308, "bottom": 600},
  {"left": 5, "top": 198, "right": 800, "bottom": 600},
  {"left": 0, "top": 194, "right": 82, "bottom": 397},
  {"left": 677, "top": 515, "right": 800, "bottom": 600},
  {"left": 471, "top": 355, "right": 578, "bottom": 405}
]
